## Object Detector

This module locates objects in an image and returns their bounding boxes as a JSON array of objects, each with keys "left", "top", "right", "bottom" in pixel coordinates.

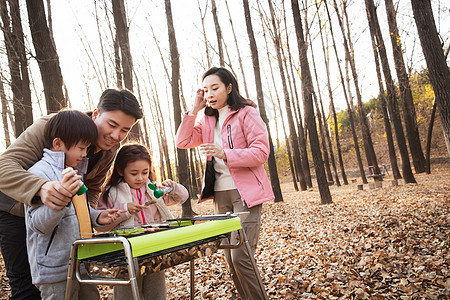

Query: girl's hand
[
  {"left": 97, "top": 209, "right": 123, "bottom": 225},
  {"left": 161, "top": 179, "right": 174, "bottom": 189},
  {"left": 199, "top": 143, "right": 227, "bottom": 160},
  {"left": 191, "top": 88, "right": 206, "bottom": 115},
  {"left": 127, "top": 202, "right": 145, "bottom": 215}
]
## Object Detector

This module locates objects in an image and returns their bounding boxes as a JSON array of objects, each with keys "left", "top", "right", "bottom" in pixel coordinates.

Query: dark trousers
[{"left": 0, "top": 211, "right": 41, "bottom": 300}]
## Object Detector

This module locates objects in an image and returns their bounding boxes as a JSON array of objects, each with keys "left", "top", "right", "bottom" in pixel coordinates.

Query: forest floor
[{"left": 0, "top": 162, "right": 448, "bottom": 299}]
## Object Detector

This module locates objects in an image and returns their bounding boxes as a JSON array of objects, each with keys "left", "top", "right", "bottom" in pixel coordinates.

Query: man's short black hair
[
  {"left": 97, "top": 89, "right": 143, "bottom": 120},
  {"left": 44, "top": 110, "right": 98, "bottom": 149}
]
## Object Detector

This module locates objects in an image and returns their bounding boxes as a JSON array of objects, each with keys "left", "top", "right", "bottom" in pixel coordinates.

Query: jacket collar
[{"left": 41, "top": 148, "right": 89, "bottom": 176}]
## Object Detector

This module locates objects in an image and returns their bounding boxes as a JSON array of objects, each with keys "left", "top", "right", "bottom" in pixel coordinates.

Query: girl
[
  {"left": 97, "top": 143, "right": 188, "bottom": 300},
  {"left": 176, "top": 67, "right": 273, "bottom": 299}
]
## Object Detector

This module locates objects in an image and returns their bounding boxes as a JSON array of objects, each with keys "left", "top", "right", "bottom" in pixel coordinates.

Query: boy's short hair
[
  {"left": 44, "top": 110, "right": 98, "bottom": 149},
  {"left": 97, "top": 89, "right": 143, "bottom": 120}
]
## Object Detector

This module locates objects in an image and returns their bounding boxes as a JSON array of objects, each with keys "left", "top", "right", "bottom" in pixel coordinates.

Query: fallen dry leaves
[{"left": 0, "top": 164, "right": 448, "bottom": 299}]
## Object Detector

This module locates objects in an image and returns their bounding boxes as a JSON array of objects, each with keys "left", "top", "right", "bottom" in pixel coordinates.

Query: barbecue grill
[{"left": 65, "top": 212, "right": 267, "bottom": 300}]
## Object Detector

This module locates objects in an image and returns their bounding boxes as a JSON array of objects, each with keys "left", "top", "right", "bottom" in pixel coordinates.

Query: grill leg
[
  {"left": 190, "top": 259, "right": 195, "bottom": 299},
  {"left": 125, "top": 253, "right": 142, "bottom": 300},
  {"left": 65, "top": 243, "right": 78, "bottom": 300}
]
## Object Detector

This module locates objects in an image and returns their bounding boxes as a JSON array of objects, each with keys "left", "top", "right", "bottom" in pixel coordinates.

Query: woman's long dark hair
[
  {"left": 101, "top": 143, "right": 156, "bottom": 201},
  {"left": 203, "top": 67, "right": 254, "bottom": 117}
]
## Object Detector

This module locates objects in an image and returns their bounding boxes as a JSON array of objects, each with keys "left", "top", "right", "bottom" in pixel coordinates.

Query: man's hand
[{"left": 38, "top": 181, "right": 73, "bottom": 210}]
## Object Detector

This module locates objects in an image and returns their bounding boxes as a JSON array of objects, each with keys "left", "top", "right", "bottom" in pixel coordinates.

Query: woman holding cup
[{"left": 176, "top": 67, "right": 273, "bottom": 299}]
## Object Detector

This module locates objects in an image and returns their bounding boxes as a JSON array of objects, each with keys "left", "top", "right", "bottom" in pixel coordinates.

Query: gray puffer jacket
[{"left": 25, "top": 149, "right": 102, "bottom": 285}]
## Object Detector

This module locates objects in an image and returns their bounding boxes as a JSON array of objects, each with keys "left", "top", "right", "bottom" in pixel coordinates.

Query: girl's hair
[
  {"left": 101, "top": 143, "right": 156, "bottom": 201},
  {"left": 44, "top": 110, "right": 97, "bottom": 149},
  {"left": 202, "top": 67, "right": 254, "bottom": 117}
]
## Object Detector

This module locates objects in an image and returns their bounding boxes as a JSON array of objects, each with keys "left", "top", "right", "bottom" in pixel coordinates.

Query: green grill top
[{"left": 77, "top": 216, "right": 242, "bottom": 260}]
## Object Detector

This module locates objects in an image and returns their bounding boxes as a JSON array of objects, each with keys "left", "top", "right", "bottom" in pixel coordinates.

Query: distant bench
[{"left": 368, "top": 165, "right": 389, "bottom": 181}]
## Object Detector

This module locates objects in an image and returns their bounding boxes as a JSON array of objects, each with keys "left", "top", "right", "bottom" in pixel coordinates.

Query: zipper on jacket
[
  {"left": 45, "top": 225, "right": 58, "bottom": 256},
  {"left": 227, "top": 124, "right": 233, "bottom": 149}
]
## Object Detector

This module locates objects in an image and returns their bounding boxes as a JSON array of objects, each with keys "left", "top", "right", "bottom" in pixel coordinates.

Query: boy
[{"left": 25, "top": 110, "right": 121, "bottom": 299}]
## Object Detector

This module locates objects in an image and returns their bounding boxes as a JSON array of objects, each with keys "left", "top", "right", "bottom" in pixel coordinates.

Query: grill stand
[
  {"left": 65, "top": 236, "right": 142, "bottom": 300},
  {"left": 65, "top": 213, "right": 267, "bottom": 300}
]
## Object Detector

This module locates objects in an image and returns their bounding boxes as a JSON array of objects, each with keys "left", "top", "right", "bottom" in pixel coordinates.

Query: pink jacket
[{"left": 176, "top": 105, "right": 274, "bottom": 208}]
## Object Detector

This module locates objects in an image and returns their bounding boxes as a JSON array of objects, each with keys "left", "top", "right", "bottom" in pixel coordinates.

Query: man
[{"left": 0, "top": 89, "right": 143, "bottom": 299}]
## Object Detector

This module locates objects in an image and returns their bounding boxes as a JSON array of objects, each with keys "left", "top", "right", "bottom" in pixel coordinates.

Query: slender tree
[
  {"left": 165, "top": 0, "right": 194, "bottom": 217},
  {"left": 197, "top": 0, "right": 211, "bottom": 69},
  {"left": 224, "top": 0, "right": 249, "bottom": 98},
  {"left": 411, "top": 0, "right": 450, "bottom": 157},
  {"left": 257, "top": 4, "right": 299, "bottom": 191},
  {"left": 331, "top": 1, "right": 371, "bottom": 184},
  {"left": 309, "top": 45, "right": 334, "bottom": 183},
  {"left": 316, "top": 4, "right": 341, "bottom": 186},
  {"left": 243, "top": 0, "right": 283, "bottom": 202},
  {"left": 367, "top": 14, "right": 402, "bottom": 180},
  {"left": 1, "top": 0, "right": 33, "bottom": 136},
  {"left": 112, "top": 0, "right": 143, "bottom": 142},
  {"left": 112, "top": 0, "right": 133, "bottom": 90},
  {"left": 267, "top": 0, "right": 307, "bottom": 191},
  {"left": 281, "top": 0, "right": 312, "bottom": 188},
  {"left": 385, "top": 0, "right": 426, "bottom": 173},
  {"left": 210, "top": 0, "right": 224, "bottom": 67},
  {"left": 425, "top": 99, "right": 437, "bottom": 174},
  {"left": 26, "top": 0, "right": 65, "bottom": 113},
  {"left": 0, "top": 74, "right": 11, "bottom": 147},
  {"left": 291, "top": 0, "right": 332, "bottom": 204},
  {"left": 325, "top": 0, "right": 381, "bottom": 178},
  {"left": 365, "top": 0, "right": 416, "bottom": 183}
]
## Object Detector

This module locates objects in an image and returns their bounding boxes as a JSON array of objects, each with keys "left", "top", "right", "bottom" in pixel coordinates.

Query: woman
[{"left": 176, "top": 67, "right": 273, "bottom": 299}]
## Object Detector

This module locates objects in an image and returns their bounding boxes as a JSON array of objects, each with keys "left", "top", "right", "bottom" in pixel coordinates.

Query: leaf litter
[{"left": 0, "top": 164, "right": 448, "bottom": 299}]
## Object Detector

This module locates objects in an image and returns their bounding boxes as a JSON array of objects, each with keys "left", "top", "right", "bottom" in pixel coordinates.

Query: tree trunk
[
  {"left": 257, "top": 3, "right": 299, "bottom": 192},
  {"left": 165, "top": 0, "right": 193, "bottom": 217},
  {"left": 307, "top": 6, "right": 334, "bottom": 184},
  {"left": 210, "top": 0, "right": 224, "bottom": 67},
  {"left": 197, "top": 0, "right": 211, "bottom": 69},
  {"left": 291, "top": 0, "right": 332, "bottom": 204},
  {"left": 112, "top": 0, "right": 142, "bottom": 142},
  {"left": 1, "top": 0, "right": 33, "bottom": 136},
  {"left": 365, "top": 0, "right": 416, "bottom": 183},
  {"left": 0, "top": 75, "right": 11, "bottom": 147},
  {"left": 317, "top": 6, "right": 341, "bottom": 186},
  {"left": 411, "top": 0, "right": 450, "bottom": 157},
  {"left": 385, "top": 0, "right": 426, "bottom": 173},
  {"left": 26, "top": 0, "right": 65, "bottom": 113},
  {"left": 367, "top": 17, "right": 402, "bottom": 180},
  {"left": 325, "top": 0, "right": 381, "bottom": 178},
  {"left": 333, "top": 0, "right": 369, "bottom": 184},
  {"left": 94, "top": 0, "right": 109, "bottom": 88},
  {"left": 243, "top": 0, "right": 283, "bottom": 202},
  {"left": 267, "top": 0, "right": 307, "bottom": 191},
  {"left": 112, "top": 0, "right": 133, "bottom": 90},
  {"left": 281, "top": 1, "right": 312, "bottom": 188},
  {"left": 425, "top": 98, "right": 437, "bottom": 174},
  {"left": 224, "top": 0, "right": 249, "bottom": 98}
]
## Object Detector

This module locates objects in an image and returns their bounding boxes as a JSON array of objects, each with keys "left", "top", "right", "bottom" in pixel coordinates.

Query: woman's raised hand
[{"left": 191, "top": 88, "right": 206, "bottom": 115}]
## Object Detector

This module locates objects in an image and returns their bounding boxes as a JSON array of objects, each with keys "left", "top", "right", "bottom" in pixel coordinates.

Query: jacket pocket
[
  {"left": 249, "top": 167, "right": 263, "bottom": 188},
  {"left": 227, "top": 124, "right": 234, "bottom": 149}
]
